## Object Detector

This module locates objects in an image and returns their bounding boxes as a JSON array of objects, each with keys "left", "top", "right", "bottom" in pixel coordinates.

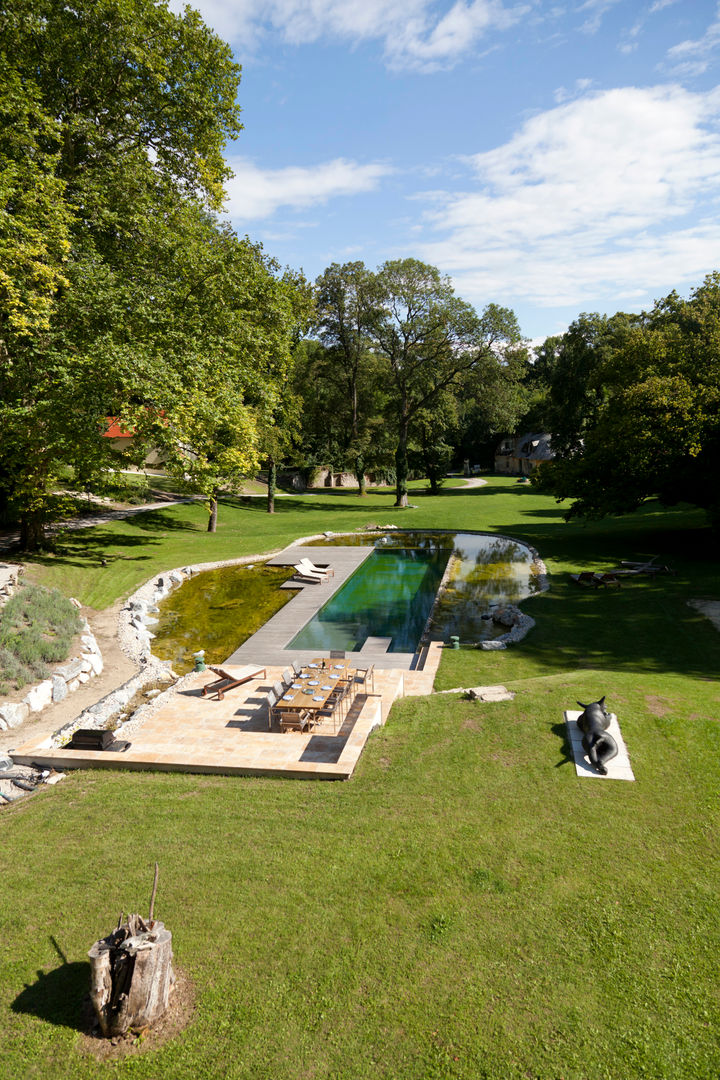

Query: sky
[{"left": 169, "top": 0, "right": 720, "bottom": 341}]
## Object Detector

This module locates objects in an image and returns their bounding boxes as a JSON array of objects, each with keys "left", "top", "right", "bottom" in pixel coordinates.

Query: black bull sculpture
[{"left": 576, "top": 697, "right": 618, "bottom": 775}]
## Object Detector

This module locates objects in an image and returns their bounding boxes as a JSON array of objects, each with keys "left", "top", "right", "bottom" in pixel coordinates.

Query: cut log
[{"left": 88, "top": 917, "right": 175, "bottom": 1036}]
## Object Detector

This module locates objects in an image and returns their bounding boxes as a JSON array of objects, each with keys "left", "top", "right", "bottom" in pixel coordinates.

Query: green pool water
[
  {"left": 289, "top": 547, "right": 450, "bottom": 654},
  {"left": 310, "top": 531, "right": 541, "bottom": 646},
  {"left": 151, "top": 564, "right": 295, "bottom": 673}
]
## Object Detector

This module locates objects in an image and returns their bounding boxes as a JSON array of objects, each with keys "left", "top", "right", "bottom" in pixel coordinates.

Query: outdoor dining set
[
  {"left": 199, "top": 657, "right": 375, "bottom": 734},
  {"left": 264, "top": 658, "right": 375, "bottom": 733}
]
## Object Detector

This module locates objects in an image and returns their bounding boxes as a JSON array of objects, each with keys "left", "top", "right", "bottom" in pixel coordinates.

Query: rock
[
  {"left": 24, "top": 681, "right": 54, "bottom": 713},
  {"left": 78, "top": 672, "right": 91, "bottom": 684},
  {"left": 480, "top": 641, "right": 507, "bottom": 651},
  {"left": 168, "top": 570, "right": 184, "bottom": 585},
  {"left": 45, "top": 772, "right": 65, "bottom": 785},
  {"left": 81, "top": 652, "right": 103, "bottom": 676},
  {"left": 145, "top": 689, "right": 162, "bottom": 699},
  {"left": 0, "top": 755, "right": 13, "bottom": 770},
  {"left": 81, "top": 634, "right": 99, "bottom": 652},
  {"left": 52, "top": 675, "right": 69, "bottom": 703},
  {"left": 67, "top": 679, "right": 80, "bottom": 693},
  {"left": 0, "top": 716, "right": 7, "bottom": 731},
  {"left": 55, "top": 658, "right": 85, "bottom": 681},
  {"left": 69, "top": 597, "right": 82, "bottom": 609}
]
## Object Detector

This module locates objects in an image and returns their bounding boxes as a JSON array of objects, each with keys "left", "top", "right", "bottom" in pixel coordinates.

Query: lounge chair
[
  {"left": 297, "top": 557, "right": 334, "bottom": 580},
  {"left": 202, "top": 665, "right": 266, "bottom": 700},
  {"left": 570, "top": 572, "right": 599, "bottom": 588},
  {"left": 292, "top": 564, "right": 325, "bottom": 585}
]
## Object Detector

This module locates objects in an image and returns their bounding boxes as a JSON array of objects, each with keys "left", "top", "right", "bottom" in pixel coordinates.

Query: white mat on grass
[{"left": 564, "top": 711, "right": 635, "bottom": 781}]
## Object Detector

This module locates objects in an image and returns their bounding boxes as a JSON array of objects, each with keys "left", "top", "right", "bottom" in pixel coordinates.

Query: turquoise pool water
[{"left": 289, "top": 546, "right": 450, "bottom": 654}]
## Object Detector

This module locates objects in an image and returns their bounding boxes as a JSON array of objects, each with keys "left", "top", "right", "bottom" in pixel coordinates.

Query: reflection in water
[{"left": 312, "top": 531, "right": 539, "bottom": 645}]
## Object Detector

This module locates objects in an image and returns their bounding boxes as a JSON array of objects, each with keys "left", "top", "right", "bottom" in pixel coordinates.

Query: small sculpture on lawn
[{"left": 576, "top": 696, "right": 618, "bottom": 776}]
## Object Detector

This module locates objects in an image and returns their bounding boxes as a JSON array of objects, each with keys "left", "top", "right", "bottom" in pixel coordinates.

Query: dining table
[{"left": 275, "top": 659, "right": 356, "bottom": 727}]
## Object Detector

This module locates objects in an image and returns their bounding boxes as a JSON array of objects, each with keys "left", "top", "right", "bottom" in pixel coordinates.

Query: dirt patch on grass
[
  {"left": 645, "top": 695, "right": 673, "bottom": 717},
  {"left": 79, "top": 964, "right": 195, "bottom": 1061}
]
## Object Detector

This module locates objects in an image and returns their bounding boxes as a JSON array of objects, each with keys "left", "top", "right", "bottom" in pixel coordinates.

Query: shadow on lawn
[
  {"left": 551, "top": 721, "right": 575, "bottom": 769},
  {"left": 13, "top": 938, "right": 89, "bottom": 1032}
]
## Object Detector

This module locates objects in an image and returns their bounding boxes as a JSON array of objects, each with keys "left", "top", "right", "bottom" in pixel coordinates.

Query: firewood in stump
[
  {"left": 88, "top": 919, "right": 175, "bottom": 1036},
  {"left": 87, "top": 865, "right": 174, "bottom": 1037}
]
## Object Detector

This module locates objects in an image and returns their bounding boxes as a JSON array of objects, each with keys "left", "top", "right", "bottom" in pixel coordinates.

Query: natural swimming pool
[
  {"left": 288, "top": 545, "right": 450, "bottom": 654},
  {"left": 152, "top": 530, "right": 541, "bottom": 671}
]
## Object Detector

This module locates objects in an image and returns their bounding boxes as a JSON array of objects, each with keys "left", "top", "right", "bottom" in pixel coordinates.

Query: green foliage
[
  {"left": 310, "top": 259, "right": 526, "bottom": 507},
  {"left": 535, "top": 275, "right": 720, "bottom": 526},
  {"left": 0, "top": 0, "right": 307, "bottom": 548},
  {"left": 0, "top": 582, "right": 82, "bottom": 688}
]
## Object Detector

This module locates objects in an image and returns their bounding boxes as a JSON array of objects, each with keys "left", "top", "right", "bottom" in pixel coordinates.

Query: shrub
[{"left": 0, "top": 584, "right": 83, "bottom": 690}]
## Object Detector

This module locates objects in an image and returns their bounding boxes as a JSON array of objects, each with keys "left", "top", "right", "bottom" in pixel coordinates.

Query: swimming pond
[
  {"left": 151, "top": 531, "right": 541, "bottom": 670},
  {"left": 306, "top": 531, "right": 541, "bottom": 650}
]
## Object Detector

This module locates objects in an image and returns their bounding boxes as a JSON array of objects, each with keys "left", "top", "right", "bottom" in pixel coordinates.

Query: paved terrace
[{"left": 13, "top": 656, "right": 440, "bottom": 780}]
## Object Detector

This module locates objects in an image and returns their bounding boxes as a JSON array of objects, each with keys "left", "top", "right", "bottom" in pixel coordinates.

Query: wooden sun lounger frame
[{"left": 201, "top": 665, "right": 266, "bottom": 701}]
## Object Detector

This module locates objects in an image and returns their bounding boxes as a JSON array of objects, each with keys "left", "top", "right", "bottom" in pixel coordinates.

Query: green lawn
[{"left": 2, "top": 478, "right": 719, "bottom": 1078}]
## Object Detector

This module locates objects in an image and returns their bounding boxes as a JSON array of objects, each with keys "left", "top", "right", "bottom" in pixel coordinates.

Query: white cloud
[
  {"left": 665, "top": 2, "right": 720, "bottom": 76},
  {"left": 224, "top": 157, "right": 393, "bottom": 220},
  {"left": 168, "top": 0, "right": 529, "bottom": 71},
  {"left": 415, "top": 85, "right": 720, "bottom": 308}
]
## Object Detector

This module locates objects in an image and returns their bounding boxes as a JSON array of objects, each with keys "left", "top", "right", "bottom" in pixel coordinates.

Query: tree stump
[{"left": 88, "top": 913, "right": 175, "bottom": 1036}]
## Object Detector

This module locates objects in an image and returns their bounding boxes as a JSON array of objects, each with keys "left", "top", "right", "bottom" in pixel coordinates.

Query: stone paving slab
[{"left": 564, "top": 710, "right": 635, "bottom": 781}]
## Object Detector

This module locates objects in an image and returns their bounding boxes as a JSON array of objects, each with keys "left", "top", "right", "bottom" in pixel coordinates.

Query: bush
[{"left": 0, "top": 584, "right": 83, "bottom": 690}]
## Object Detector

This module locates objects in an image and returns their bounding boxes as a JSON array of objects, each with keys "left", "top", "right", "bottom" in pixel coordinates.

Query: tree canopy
[
  {"left": 534, "top": 274, "right": 720, "bottom": 529},
  {"left": 0, "top": 0, "right": 310, "bottom": 544}
]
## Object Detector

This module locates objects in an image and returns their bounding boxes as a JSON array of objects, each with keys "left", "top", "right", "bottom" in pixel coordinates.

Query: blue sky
[{"left": 170, "top": 0, "right": 720, "bottom": 340}]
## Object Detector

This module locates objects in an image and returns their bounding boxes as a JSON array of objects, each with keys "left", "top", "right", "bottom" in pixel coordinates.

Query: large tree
[
  {"left": 536, "top": 275, "right": 720, "bottom": 528},
  {"left": 312, "top": 262, "right": 387, "bottom": 494},
  {"left": 369, "top": 259, "right": 524, "bottom": 506},
  {"left": 0, "top": 0, "right": 248, "bottom": 547}
]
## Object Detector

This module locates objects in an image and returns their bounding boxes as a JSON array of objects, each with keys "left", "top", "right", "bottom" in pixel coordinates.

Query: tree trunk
[
  {"left": 394, "top": 426, "right": 409, "bottom": 508},
  {"left": 88, "top": 916, "right": 175, "bottom": 1037},
  {"left": 267, "top": 459, "right": 276, "bottom": 514},
  {"left": 207, "top": 496, "right": 218, "bottom": 532},
  {"left": 19, "top": 512, "right": 46, "bottom": 551},
  {"left": 355, "top": 453, "right": 366, "bottom": 496}
]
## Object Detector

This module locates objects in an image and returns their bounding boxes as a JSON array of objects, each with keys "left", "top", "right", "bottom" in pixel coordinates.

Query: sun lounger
[
  {"left": 297, "top": 557, "right": 334, "bottom": 579},
  {"left": 202, "top": 665, "right": 266, "bottom": 700},
  {"left": 570, "top": 572, "right": 620, "bottom": 589},
  {"left": 292, "top": 564, "right": 325, "bottom": 584}
]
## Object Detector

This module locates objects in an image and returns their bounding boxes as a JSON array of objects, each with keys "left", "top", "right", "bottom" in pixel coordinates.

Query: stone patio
[{"left": 13, "top": 651, "right": 442, "bottom": 780}]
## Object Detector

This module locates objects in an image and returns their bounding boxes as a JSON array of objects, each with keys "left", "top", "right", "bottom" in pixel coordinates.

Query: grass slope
[{"left": 2, "top": 478, "right": 718, "bottom": 1079}]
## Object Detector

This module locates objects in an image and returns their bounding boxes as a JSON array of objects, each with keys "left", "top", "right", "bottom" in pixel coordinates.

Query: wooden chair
[
  {"left": 280, "top": 710, "right": 312, "bottom": 733},
  {"left": 265, "top": 689, "right": 279, "bottom": 730},
  {"left": 354, "top": 664, "right": 375, "bottom": 692}
]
